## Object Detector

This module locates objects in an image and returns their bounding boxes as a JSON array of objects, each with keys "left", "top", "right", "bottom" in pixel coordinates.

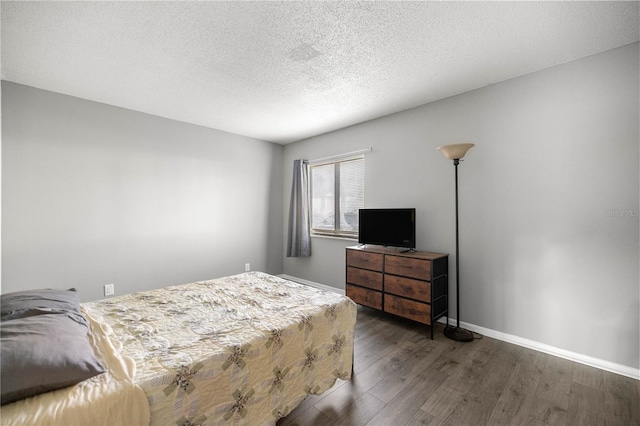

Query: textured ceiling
[{"left": 2, "top": 1, "right": 638, "bottom": 144}]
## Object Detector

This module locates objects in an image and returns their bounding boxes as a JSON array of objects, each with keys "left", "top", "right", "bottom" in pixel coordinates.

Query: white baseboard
[
  {"left": 279, "top": 274, "right": 345, "bottom": 296},
  {"left": 279, "top": 274, "right": 639, "bottom": 380},
  {"left": 437, "top": 317, "right": 639, "bottom": 380}
]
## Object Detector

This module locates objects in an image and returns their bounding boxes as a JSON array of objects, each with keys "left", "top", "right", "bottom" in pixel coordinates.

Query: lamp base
[{"left": 444, "top": 326, "right": 474, "bottom": 342}]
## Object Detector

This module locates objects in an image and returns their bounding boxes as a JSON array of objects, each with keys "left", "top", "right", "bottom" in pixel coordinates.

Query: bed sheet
[{"left": 82, "top": 272, "right": 357, "bottom": 426}]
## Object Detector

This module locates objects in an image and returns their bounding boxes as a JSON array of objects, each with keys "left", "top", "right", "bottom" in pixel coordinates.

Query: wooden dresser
[{"left": 346, "top": 245, "right": 448, "bottom": 339}]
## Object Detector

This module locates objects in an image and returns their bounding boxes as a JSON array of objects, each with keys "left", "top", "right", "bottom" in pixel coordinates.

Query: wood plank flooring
[{"left": 278, "top": 306, "right": 639, "bottom": 426}]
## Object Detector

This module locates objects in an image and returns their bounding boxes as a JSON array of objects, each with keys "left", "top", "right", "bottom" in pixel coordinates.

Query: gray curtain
[{"left": 287, "top": 159, "right": 311, "bottom": 257}]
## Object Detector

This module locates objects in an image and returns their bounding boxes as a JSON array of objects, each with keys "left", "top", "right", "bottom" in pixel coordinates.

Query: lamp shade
[{"left": 437, "top": 143, "right": 474, "bottom": 160}]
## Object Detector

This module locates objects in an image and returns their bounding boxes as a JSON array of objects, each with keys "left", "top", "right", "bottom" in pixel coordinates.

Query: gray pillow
[
  {"left": 1, "top": 313, "right": 105, "bottom": 405},
  {"left": 0, "top": 288, "right": 87, "bottom": 327}
]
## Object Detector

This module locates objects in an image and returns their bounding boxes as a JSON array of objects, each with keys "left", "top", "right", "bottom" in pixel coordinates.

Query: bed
[{"left": 1, "top": 272, "right": 357, "bottom": 425}]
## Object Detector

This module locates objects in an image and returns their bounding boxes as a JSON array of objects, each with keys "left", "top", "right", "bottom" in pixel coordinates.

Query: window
[{"left": 310, "top": 156, "right": 364, "bottom": 238}]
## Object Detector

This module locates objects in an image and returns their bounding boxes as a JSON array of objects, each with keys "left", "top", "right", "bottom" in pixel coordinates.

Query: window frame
[{"left": 309, "top": 155, "right": 364, "bottom": 239}]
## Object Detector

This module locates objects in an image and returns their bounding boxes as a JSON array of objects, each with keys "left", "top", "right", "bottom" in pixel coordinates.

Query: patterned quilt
[{"left": 83, "top": 272, "right": 357, "bottom": 426}]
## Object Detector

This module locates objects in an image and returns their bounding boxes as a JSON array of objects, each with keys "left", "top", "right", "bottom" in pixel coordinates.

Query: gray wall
[
  {"left": 283, "top": 43, "right": 639, "bottom": 370},
  {"left": 2, "top": 81, "right": 284, "bottom": 302}
]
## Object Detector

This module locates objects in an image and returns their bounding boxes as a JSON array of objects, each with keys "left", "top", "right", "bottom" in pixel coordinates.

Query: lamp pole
[
  {"left": 454, "top": 159, "right": 461, "bottom": 329},
  {"left": 438, "top": 143, "right": 475, "bottom": 343}
]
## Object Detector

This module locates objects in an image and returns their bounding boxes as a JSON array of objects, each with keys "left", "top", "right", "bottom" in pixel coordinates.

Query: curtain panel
[{"left": 286, "top": 159, "right": 311, "bottom": 257}]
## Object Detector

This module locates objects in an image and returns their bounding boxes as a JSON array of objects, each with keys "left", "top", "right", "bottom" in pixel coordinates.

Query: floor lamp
[{"left": 437, "top": 143, "right": 475, "bottom": 343}]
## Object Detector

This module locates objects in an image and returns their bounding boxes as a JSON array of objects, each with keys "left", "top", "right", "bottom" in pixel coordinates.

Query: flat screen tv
[{"left": 358, "top": 208, "right": 416, "bottom": 249}]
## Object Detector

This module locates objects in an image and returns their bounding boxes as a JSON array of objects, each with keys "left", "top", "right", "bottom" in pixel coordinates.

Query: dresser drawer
[
  {"left": 346, "top": 250, "right": 383, "bottom": 271},
  {"left": 384, "top": 294, "right": 431, "bottom": 325},
  {"left": 385, "top": 255, "right": 431, "bottom": 280},
  {"left": 345, "top": 245, "right": 448, "bottom": 339},
  {"left": 347, "top": 266, "right": 383, "bottom": 290},
  {"left": 347, "top": 284, "right": 382, "bottom": 310},
  {"left": 384, "top": 275, "right": 431, "bottom": 303}
]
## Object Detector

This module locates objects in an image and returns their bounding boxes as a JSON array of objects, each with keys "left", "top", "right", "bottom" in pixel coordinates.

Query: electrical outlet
[
  {"left": 245, "top": 263, "right": 250, "bottom": 272},
  {"left": 104, "top": 283, "right": 115, "bottom": 296}
]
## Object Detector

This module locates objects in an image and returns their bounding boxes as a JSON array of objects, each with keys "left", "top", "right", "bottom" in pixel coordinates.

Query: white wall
[
  {"left": 2, "top": 81, "right": 284, "bottom": 301},
  {"left": 283, "top": 43, "right": 639, "bottom": 371}
]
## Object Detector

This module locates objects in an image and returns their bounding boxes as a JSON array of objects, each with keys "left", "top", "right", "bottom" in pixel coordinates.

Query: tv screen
[{"left": 358, "top": 208, "right": 416, "bottom": 249}]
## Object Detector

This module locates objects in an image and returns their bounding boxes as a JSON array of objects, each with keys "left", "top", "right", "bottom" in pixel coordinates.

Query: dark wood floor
[{"left": 278, "top": 306, "right": 640, "bottom": 426}]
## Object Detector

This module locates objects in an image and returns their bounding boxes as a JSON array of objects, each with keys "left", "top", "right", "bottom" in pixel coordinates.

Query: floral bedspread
[{"left": 83, "top": 272, "right": 357, "bottom": 426}]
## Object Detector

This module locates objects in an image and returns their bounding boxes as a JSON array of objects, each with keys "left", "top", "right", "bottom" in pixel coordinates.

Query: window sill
[{"left": 311, "top": 233, "right": 358, "bottom": 242}]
